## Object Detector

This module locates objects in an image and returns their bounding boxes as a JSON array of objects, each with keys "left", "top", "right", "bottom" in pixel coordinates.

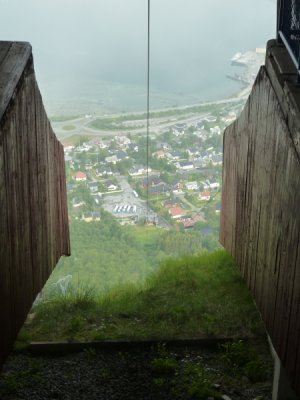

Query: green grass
[
  {"left": 46, "top": 217, "right": 214, "bottom": 294},
  {"left": 50, "top": 115, "right": 80, "bottom": 122},
  {"left": 150, "top": 339, "right": 270, "bottom": 399},
  {"left": 62, "top": 124, "right": 76, "bottom": 131},
  {"left": 17, "top": 250, "right": 264, "bottom": 345},
  {"left": 0, "top": 359, "right": 44, "bottom": 396}
]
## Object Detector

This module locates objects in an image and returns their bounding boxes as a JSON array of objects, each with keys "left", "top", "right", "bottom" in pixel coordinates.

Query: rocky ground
[{"left": 0, "top": 341, "right": 273, "bottom": 400}]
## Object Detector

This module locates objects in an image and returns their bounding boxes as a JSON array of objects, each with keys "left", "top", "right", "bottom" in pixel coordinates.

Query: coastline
[{"left": 47, "top": 49, "right": 262, "bottom": 119}]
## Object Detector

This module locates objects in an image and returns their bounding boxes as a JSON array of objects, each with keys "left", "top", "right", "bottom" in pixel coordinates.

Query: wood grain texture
[
  {"left": 0, "top": 42, "right": 70, "bottom": 366},
  {"left": 220, "top": 58, "right": 300, "bottom": 394}
]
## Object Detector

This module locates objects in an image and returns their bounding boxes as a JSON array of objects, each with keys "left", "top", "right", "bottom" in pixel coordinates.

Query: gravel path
[{"left": 0, "top": 343, "right": 273, "bottom": 400}]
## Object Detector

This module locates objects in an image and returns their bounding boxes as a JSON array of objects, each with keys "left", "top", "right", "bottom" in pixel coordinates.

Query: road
[
  {"left": 52, "top": 95, "right": 247, "bottom": 142},
  {"left": 176, "top": 194, "right": 201, "bottom": 213}
]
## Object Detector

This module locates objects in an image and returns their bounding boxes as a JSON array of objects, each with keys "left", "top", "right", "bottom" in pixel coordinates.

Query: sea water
[{"left": 0, "top": 0, "right": 276, "bottom": 114}]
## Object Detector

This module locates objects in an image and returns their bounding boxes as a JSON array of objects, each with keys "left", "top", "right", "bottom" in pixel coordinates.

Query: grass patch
[
  {"left": 62, "top": 124, "right": 76, "bottom": 131},
  {"left": 17, "top": 250, "right": 265, "bottom": 344},
  {"left": 60, "top": 134, "right": 96, "bottom": 146},
  {"left": 150, "top": 342, "right": 222, "bottom": 399},
  {"left": 219, "top": 340, "right": 268, "bottom": 382},
  {"left": 50, "top": 115, "right": 80, "bottom": 122},
  {"left": 149, "top": 339, "right": 270, "bottom": 399},
  {"left": 0, "top": 359, "right": 43, "bottom": 396}
]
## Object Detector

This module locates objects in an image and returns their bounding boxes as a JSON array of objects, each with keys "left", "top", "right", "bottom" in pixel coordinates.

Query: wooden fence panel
[
  {"left": 221, "top": 41, "right": 300, "bottom": 394},
  {"left": 0, "top": 41, "right": 70, "bottom": 366}
]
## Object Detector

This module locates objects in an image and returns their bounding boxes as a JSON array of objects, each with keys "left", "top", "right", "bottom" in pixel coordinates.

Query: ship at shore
[
  {"left": 230, "top": 52, "right": 243, "bottom": 65},
  {"left": 228, "top": 48, "right": 266, "bottom": 88},
  {"left": 230, "top": 48, "right": 266, "bottom": 67},
  {"left": 231, "top": 51, "right": 253, "bottom": 67}
]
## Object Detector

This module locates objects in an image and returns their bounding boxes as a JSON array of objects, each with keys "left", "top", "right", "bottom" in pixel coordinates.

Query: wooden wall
[
  {"left": 221, "top": 41, "right": 300, "bottom": 395},
  {"left": 0, "top": 42, "right": 70, "bottom": 365}
]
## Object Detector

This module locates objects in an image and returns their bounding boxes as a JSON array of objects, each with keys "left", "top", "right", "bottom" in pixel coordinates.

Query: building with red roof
[{"left": 73, "top": 171, "right": 87, "bottom": 181}]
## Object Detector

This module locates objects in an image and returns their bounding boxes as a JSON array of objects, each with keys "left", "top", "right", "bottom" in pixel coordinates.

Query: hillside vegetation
[
  {"left": 46, "top": 213, "right": 219, "bottom": 294},
  {"left": 19, "top": 251, "right": 264, "bottom": 344}
]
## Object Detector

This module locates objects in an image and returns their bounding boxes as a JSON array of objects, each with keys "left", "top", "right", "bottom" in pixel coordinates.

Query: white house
[
  {"left": 105, "top": 155, "right": 118, "bottom": 164},
  {"left": 129, "top": 165, "right": 152, "bottom": 176},
  {"left": 177, "top": 161, "right": 194, "bottom": 171},
  {"left": 185, "top": 181, "right": 198, "bottom": 191}
]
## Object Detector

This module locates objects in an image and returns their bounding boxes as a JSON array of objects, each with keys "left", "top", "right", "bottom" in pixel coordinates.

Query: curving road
[{"left": 51, "top": 95, "right": 247, "bottom": 142}]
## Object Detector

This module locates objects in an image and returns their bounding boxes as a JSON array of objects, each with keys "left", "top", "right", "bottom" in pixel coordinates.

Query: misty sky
[{"left": 0, "top": 0, "right": 276, "bottom": 113}]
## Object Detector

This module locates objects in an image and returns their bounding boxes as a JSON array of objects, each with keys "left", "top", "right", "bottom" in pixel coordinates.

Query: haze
[{"left": 0, "top": 0, "right": 276, "bottom": 113}]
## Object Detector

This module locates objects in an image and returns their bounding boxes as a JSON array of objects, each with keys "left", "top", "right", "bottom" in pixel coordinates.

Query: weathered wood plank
[
  {"left": 0, "top": 133, "right": 12, "bottom": 366},
  {"left": 0, "top": 42, "right": 32, "bottom": 123}
]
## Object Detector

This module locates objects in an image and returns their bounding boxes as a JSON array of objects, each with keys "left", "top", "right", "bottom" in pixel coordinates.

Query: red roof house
[
  {"left": 74, "top": 171, "right": 87, "bottom": 181},
  {"left": 169, "top": 207, "right": 185, "bottom": 219},
  {"left": 199, "top": 191, "right": 211, "bottom": 201}
]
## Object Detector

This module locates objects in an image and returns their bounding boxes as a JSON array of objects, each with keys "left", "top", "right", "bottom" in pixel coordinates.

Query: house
[
  {"left": 149, "top": 183, "right": 170, "bottom": 195},
  {"left": 152, "top": 149, "right": 166, "bottom": 159},
  {"left": 208, "top": 179, "right": 220, "bottom": 191},
  {"left": 96, "top": 166, "right": 113, "bottom": 177},
  {"left": 115, "top": 150, "right": 128, "bottom": 161},
  {"left": 64, "top": 145, "right": 75, "bottom": 153},
  {"left": 182, "top": 213, "right": 205, "bottom": 229},
  {"left": 115, "top": 135, "right": 131, "bottom": 147},
  {"left": 196, "top": 121, "right": 205, "bottom": 130},
  {"left": 194, "top": 158, "right": 208, "bottom": 169},
  {"left": 106, "top": 181, "right": 118, "bottom": 191},
  {"left": 130, "top": 144, "right": 139, "bottom": 152},
  {"left": 88, "top": 181, "right": 99, "bottom": 193},
  {"left": 164, "top": 200, "right": 179, "bottom": 208},
  {"left": 200, "top": 181, "right": 210, "bottom": 191},
  {"left": 222, "top": 112, "right": 237, "bottom": 124},
  {"left": 73, "top": 171, "right": 87, "bottom": 181},
  {"left": 142, "top": 175, "right": 162, "bottom": 187},
  {"left": 210, "top": 126, "right": 221, "bottom": 135},
  {"left": 215, "top": 203, "right": 221, "bottom": 214},
  {"left": 211, "top": 154, "right": 223, "bottom": 166},
  {"left": 187, "top": 148, "right": 199, "bottom": 158},
  {"left": 81, "top": 212, "right": 101, "bottom": 222},
  {"left": 169, "top": 207, "right": 185, "bottom": 219},
  {"left": 177, "top": 161, "right": 194, "bottom": 171},
  {"left": 173, "top": 129, "right": 185, "bottom": 137},
  {"left": 199, "top": 191, "right": 211, "bottom": 201},
  {"left": 173, "top": 122, "right": 186, "bottom": 135},
  {"left": 72, "top": 198, "right": 86, "bottom": 208},
  {"left": 84, "top": 162, "right": 93, "bottom": 170},
  {"left": 83, "top": 142, "right": 93, "bottom": 150},
  {"left": 105, "top": 155, "right": 118, "bottom": 164},
  {"left": 129, "top": 165, "right": 152, "bottom": 176},
  {"left": 160, "top": 142, "right": 171, "bottom": 151},
  {"left": 167, "top": 150, "right": 181, "bottom": 161},
  {"left": 185, "top": 181, "right": 198, "bottom": 191}
]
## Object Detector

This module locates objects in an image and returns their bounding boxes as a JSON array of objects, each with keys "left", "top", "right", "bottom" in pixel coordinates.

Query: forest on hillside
[{"left": 45, "top": 212, "right": 220, "bottom": 295}]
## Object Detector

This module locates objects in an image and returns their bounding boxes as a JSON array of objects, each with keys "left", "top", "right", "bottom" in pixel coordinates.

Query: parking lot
[{"left": 101, "top": 176, "right": 156, "bottom": 221}]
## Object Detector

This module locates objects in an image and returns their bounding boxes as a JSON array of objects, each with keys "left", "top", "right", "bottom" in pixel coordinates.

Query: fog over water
[{"left": 0, "top": 0, "right": 276, "bottom": 114}]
